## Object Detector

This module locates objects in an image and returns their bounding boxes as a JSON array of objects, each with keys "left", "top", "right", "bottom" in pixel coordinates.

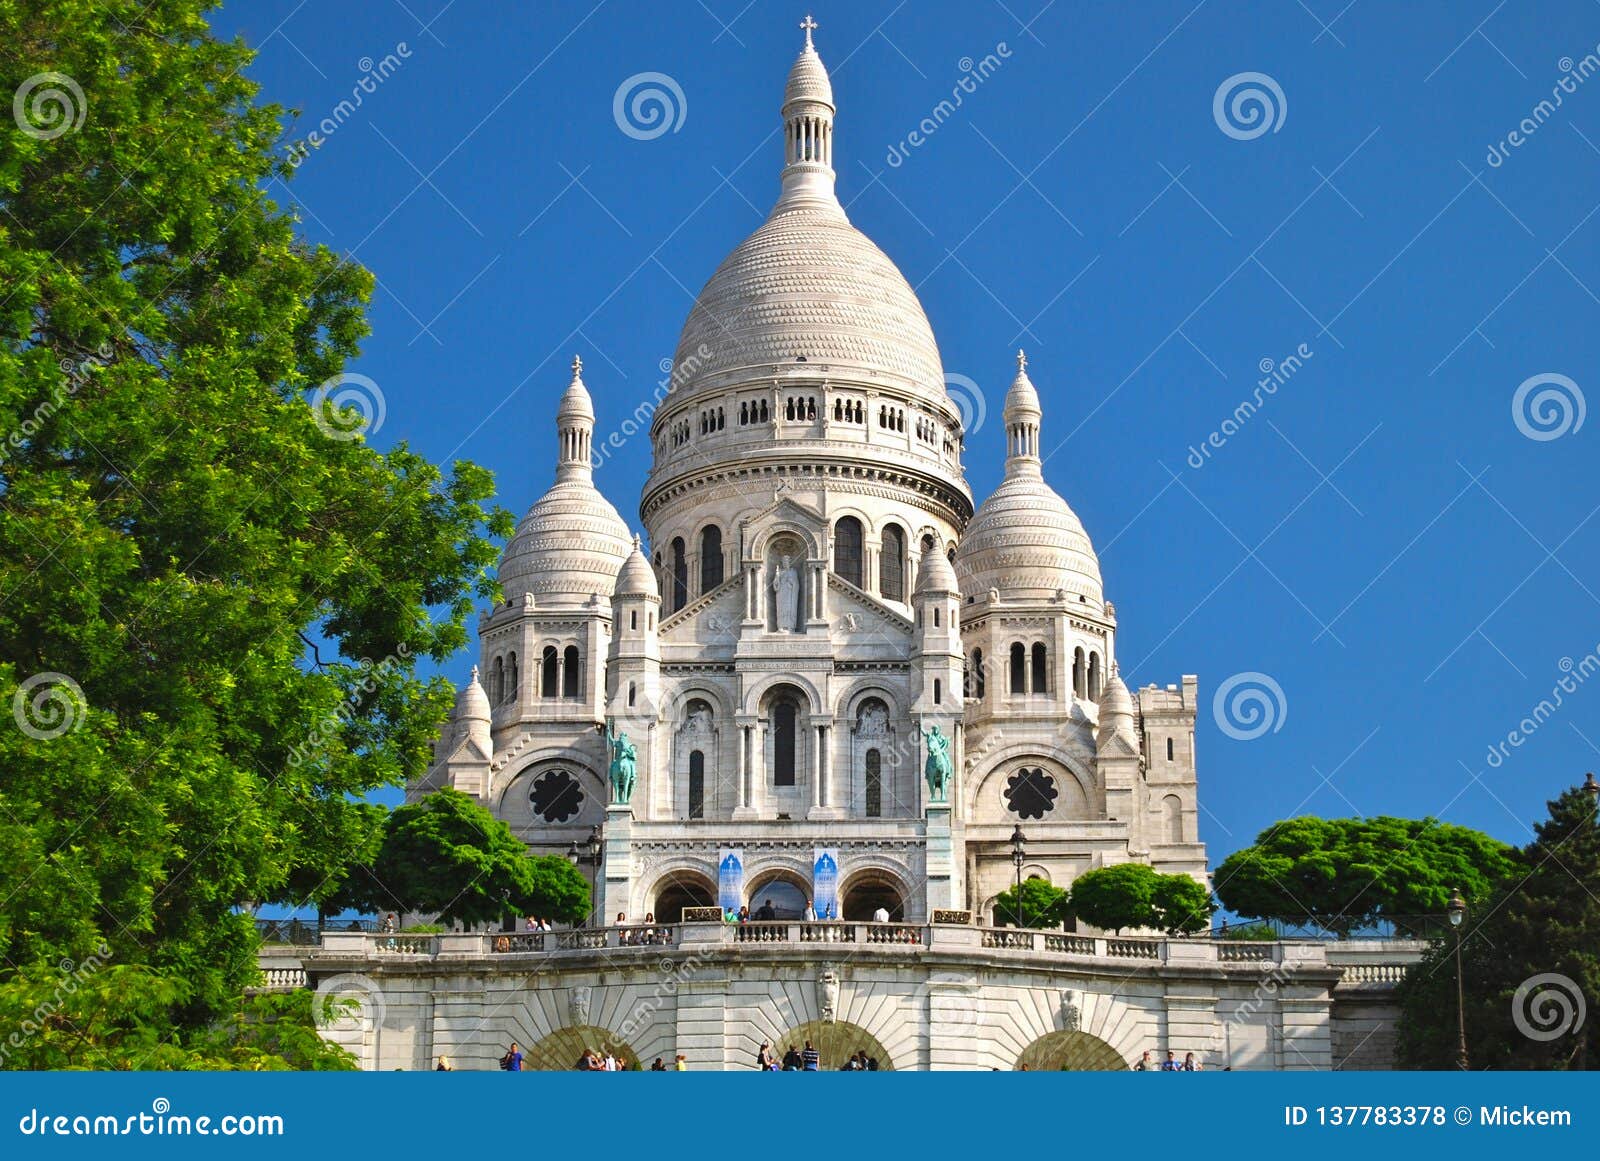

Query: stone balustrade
[
  {"left": 304, "top": 925, "right": 1354, "bottom": 972},
  {"left": 254, "top": 966, "right": 308, "bottom": 990}
]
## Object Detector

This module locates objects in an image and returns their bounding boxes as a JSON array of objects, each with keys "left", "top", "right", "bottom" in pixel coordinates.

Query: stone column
[{"left": 733, "top": 718, "right": 756, "bottom": 821}]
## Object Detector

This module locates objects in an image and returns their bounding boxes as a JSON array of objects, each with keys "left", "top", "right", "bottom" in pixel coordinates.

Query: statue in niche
[
  {"left": 684, "top": 704, "right": 712, "bottom": 737},
  {"left": 923, "top": 724, "right": 952, "bottom": 803},
  {"left": 858, "top": 703, "right": 888, "bottom": 738},
  {"left": 771, "top": 554, "right": 801, "bottom": 633}
]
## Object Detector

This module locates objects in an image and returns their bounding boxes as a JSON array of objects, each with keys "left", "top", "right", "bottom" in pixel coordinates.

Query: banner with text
[
  {"left": 812, "top": 848, "right": 839, "bottom": 920},
  {"left": 717, "top": 848, "right": 744, "bottom": 913}
]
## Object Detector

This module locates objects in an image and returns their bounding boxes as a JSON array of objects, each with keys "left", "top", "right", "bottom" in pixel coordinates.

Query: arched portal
[
  {"left": 746, "top": 869, "right": 810, "bottom": 918},
  {"left": 1016, "top": 1030, "right": 1127, "bottom": 1071},
  {"left": 651, "top": 870, "right": 715, "bottom": 923},
  {"left": 525, "top": 1025, "right": 641, "bottom": 1071},
  {"left": 841, "top": 871, "right": 906, "bottom": 921},
  {"left": 778, "top": 1019, "right": 894, "bottom": 1071}
]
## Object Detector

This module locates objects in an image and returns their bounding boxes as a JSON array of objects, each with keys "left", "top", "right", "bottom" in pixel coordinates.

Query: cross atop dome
[
  {"left": 571, "top": 354, "right": 583, "bottom": 378},
  {"left": 1016, "top": 348, "right": 1028, "bottom": 372},
  {"left": 800, "top": 13, "right": 817, "bottom": 48}
]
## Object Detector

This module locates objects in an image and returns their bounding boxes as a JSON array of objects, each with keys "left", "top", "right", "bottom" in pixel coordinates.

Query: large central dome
[
  {"left": 670, "top": 203, "right": 944, "bottom": 395},
  {"left": 664, "top": 32, "right": 948, "bottom": 412}
]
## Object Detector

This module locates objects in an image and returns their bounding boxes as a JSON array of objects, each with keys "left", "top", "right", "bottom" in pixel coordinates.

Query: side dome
[
  {"left": 954, "top": 353, "right": 1104, "bottom": 605},
  {"left": 498, "top": 358, "right": 633, "bottom": 607},
  {"left": 613, "top": 536, "right": 660, "bottom": 600}
]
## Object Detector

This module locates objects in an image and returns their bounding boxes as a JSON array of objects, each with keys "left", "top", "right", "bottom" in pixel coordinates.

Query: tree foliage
[
  {"left": 1066, "top": 864, "right": 1213, "bottom": 934},
  {"left": 0, "top": 0, "right": 511, "bottom": 1064},
  {"left": 992, "top": 878, "right": 1071, "bottom": 928},
  {"left": 1214, "top": 816, "right": 1516, "bottom": 936},
  {"left": 1396, "top": 785, "right": 1599, "bottom": 1070},
  {"left": 350, "top": 789, "right": 592, "bottom": 928}
]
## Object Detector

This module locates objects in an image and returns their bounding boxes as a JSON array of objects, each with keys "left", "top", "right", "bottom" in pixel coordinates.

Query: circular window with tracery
[
  {"left": 1004, "top": 766, "right": 1058, "bottom": 820},
  {"left": 530, "top": 768, "right": 583, "bottom": 823}
]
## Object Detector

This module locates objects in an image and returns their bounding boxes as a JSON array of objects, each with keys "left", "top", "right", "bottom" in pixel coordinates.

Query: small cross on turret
[{"left": 800, "top": 14, "right": 817, "bottom": 48}]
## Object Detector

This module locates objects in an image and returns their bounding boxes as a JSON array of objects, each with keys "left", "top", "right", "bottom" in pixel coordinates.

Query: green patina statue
[
  {"left": 922, "top": 724, "right": 952, "bottom": 803},
  {"left": 606, "top": 719, "right": 637, "bottom": 805}
]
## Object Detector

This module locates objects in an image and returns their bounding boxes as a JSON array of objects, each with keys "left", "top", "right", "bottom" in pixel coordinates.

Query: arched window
[
  {"left": 492, "top": 656, "right": 504, "bottom": 704},
  {"left": 1072, "top": 647, "right": 1086, "bottom": 698},
  {"left": 1162, "top": 794, "right": 1184, "bottom": 844},
  {"left": 700, "top": 525, "right": 724, "bottom": 592},
  {"left": 671, "top": 537, "right": 688, "bottom": 612},
  {"left": 1031, "top": 643, "right": 1047, "bottom": 693},
  {"left": 688, "top": 751, "right": 705, "bottom": 820},
  {"left": 865, "top": 749, "right": 882, "bottom": 818},
  {"left": 933, "top": 678, "right": 942, "bottom": 705},
  {"left": 772, "top": 697, "right": 798, "bottom": 786},
  {"left": 1088, "top": 652, "right": 1102, "bottom": 700},
  {"left": 879, "top": 523, "right": 905, "bottom": 600},
  {"left": 628, "top": 681, "right": 637, "bottom": 708},
  {"left": 562, "top": 645, "right": 580, "bottom": 698},
  {"left": 506, "top": 652, "right": 518, "bottom": 703},
  {"left": 541, "top": 646, "right": 559, "bottom": 698},
  {"left": 1009, "top": 643, "right": 1026, "bottom": 694},
  {"left": 834, "top": 517, "right": 863, "bottom": 587},
  {"left": 1166, "top": 736, "right": 1175, "bottom": 762},
  {"left": 630, "top": 609, "right": 638, "bottom": 630},
  {"left": 972, "top": 649, "right": 986, "bottom": 699}
]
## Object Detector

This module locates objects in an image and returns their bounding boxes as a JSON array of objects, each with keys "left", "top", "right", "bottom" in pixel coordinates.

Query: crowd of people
[
  {"left": 752, "top": 1039, "right": 881, "bottom": 1071},
  {"left": 1133, "top": 1050, "right": 1205, "bottom": 1071}
]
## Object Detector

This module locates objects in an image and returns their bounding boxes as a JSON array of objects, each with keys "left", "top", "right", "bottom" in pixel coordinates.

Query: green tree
[
  {"left": 1067, "top": 864, "right": 1159, "bottom": 933},
  {"left": 1396, "top": 783, "right": 1598, "bottom": 1070},
  {"left": 992, "top": 878, "right": 1071, "bottom": 928},
  {"left": 1151, "top": 873, "right": 1214, "bottom": 935},
  {"left": 1214, "top": 816, "right": 1516, "bottom": 937},
  {"left": 0, "top": 0, "right": 511, "bottom": 1063},
  {"left": 359, "top": 789, "right": 591, "bottom": 928}
]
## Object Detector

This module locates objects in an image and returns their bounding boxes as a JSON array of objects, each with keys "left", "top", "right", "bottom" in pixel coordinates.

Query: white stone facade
[{"left": 410, "top": 27, "right": 1206, "bottom": 927}]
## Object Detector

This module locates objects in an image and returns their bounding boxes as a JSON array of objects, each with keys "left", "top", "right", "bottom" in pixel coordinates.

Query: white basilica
[{"left": 412, "top": 25, "right": 1207, "bottom": 927}]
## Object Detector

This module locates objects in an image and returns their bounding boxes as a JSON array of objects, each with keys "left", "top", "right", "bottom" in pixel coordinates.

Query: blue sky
[{"left": 218, "top": 1, "right": 1600, "bottom": 859}]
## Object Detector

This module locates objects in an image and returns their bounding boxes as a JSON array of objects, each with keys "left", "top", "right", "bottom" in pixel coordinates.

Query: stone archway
[
  {"left": 1015, "top": 1030, "right": 1127, "bottom": 1071},
  {"left": 525, "top": 1025, "right": 642, "bottom": 1071},
  {"left": 840, "top": 870, "right": 906, "bottom": 921},
  {"left": 746, "top": 868, "right": 810, "bottom": 919},
  {"left": 651, "top": 869, "right": 715, "bottom": 923},
  {"left": 778, "top": 1019, "right": 894, "bottom": 1071}
]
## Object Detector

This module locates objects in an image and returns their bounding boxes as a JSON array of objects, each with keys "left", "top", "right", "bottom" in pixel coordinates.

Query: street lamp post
[
  {"left": 1010, "top": 825, "right": 1027, "bottom": 929},
  {"left": 1447, "top": 887, "right": 1468, "bottom": 1070},
  {"left": 1583, "top": 772, "right": 1599, "bottom": 816},
  {"left": 566, "top": 825, "right": 604, "bottom": 925}
]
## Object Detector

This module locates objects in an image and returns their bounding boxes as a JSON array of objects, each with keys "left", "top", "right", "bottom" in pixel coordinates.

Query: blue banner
[
  {"left": 812, "top": 848, "right": 839, "bottom": 920},
  {"left": 717, "top": 848, "right": 743, "bottom": 913}
]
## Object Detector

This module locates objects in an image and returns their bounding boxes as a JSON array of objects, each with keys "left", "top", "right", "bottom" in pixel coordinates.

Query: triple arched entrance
[{"left": 647, "top": 867, "right": 914, "bottom": 923}]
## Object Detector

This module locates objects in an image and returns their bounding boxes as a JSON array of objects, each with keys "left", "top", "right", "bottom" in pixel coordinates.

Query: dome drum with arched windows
[{"left": 415, "top": 17, "right": 1207, "bottom": 931}]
